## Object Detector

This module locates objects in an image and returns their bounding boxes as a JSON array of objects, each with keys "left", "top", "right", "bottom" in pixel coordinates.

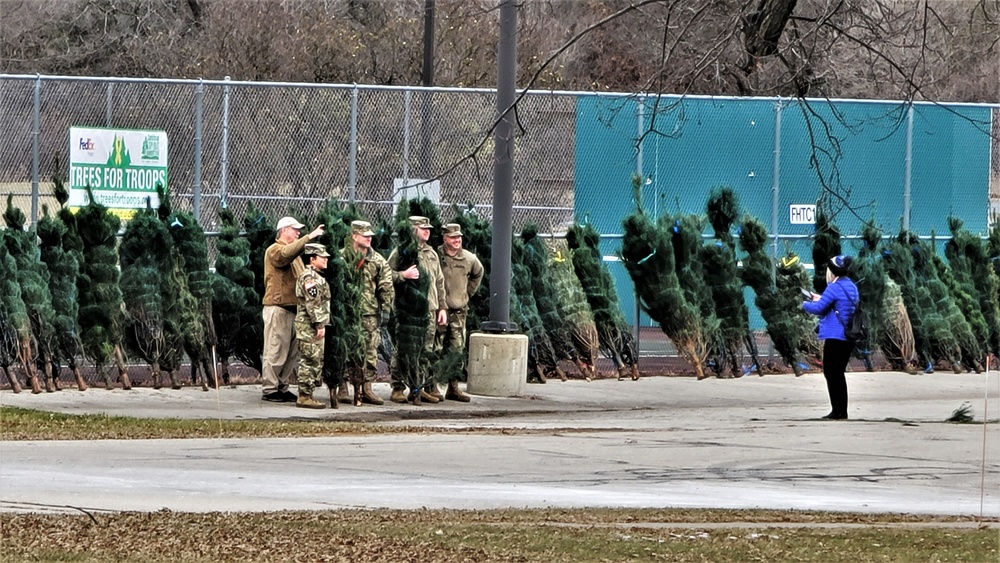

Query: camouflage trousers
[
  {"left": 297, "top": 335, "right": 325, "bottom": 396},
  {"left": 390, "top": 311, "right": 438, "bottom": 391},
  {"left": 362, "top": 315, "right": 379, "bottom": 383},
  {"left": 436, "top": 308, "right": 468, "bottom": 382}
]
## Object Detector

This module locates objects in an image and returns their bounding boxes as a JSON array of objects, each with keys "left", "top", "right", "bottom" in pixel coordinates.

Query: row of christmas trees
[
  {"left": 620, "top": 175, "right": 1000, "bottom": 377},
  {"left": 0, "top": 179, "right": 645, "bottom": 393}
]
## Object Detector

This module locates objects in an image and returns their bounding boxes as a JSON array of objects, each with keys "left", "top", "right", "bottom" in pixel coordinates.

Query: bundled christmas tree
[
  {"left": 243, "top": 202, "right": 274, "bottom": 304},
  {"left": 810, "top": 207, "right": 842, "bottom": 294},
  {"left": 512, "top": 237, "right": 562, "bottom": 382},
  {"left": 4, "top": 196, "right": 57, "bottom": 393},
  {"left": 37, "top": 204, "right": 88, "bottom": 391},
  {"left": 775, "top": 251, "right": 821, "bottom": 368},
  {"left": 703, "top": 186, "right": 759, "bottom": 377},
  {"left": 76, "top": 187, "right": 131, "bottom": 389},
  {"left": 548, "top": 241, "right": 599, "bottom": 380},
  {"left": 314, "top": 200, "right": 365, "bottom": 405},
  {"left": 212, "top": 205, "right": 262, "bottom": 382},
  {"left": 0, "top": 235, "right": 30, "bottom": 393},
  {"left": 855, "top": 223, "right": 904, "bottom": 371},
  {"left": 159, "top": 185, "right": 217, "bottom": 388},
  {"left": 931, "top": 231, "right": 985, "bottom": 372},
  {"left": 946, "top": 216, "right": 1000, "bottom": 362},
  {"left": 622, "top": 196, "right": 705, "bottom": 378},
  {"left": 521, "top": 224, "right": 577, "bottom": 380},
  {"left": 119, "top": 202, "right": 174, "bottom": 388},
  {"left": 738, "top": 216, "right": 814, "bottom": 375},
  {"left": 883, "top": 231, "right": 962, "bottom": 372},
  {"left": 566, "top": 222, "right": 638, "bottom": 380},
  {"left": 450, "top": 204, "right": 492, "bottom": 332}
]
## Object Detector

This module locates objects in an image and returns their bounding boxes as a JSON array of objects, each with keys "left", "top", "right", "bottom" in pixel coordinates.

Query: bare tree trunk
[
  {"left": 115, "top": 345, "right": 132, "bottom": 390},
  {"left": 69, "top": 358, "right": 88, "bottom": 391},
  {"left": 3, "top": 365, "right": 22, "bottom": 393}
]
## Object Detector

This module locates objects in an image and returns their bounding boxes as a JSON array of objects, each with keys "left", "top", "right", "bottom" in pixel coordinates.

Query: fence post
[
  {"left": 105, "top": 83, "right": 113, "bottom": 127},
  {"left": 771, "top": 99, "right": 783, "bottom": 267},
  {"left": 903, "top": 104, "right": 913, "bottom": 232},
  {"left": 403, "top": 89, "right": 411, "bottom": 185},
  {"left": 31, "top": 74, "right": 40, "bottom": 227},
  {"left": 634, "top": 94, "right": 645, "bottom": 355},
  {"left": 220, "top": 76, "right": 231, "bottom": 206},
  {"left": 348, "top": 85, "right": 358, "bottom": 203},
  {"left": 192, "top": 79, "right": 204, "bottom": 223}
]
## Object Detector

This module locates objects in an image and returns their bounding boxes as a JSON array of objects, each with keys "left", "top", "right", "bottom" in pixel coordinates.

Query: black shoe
[
  {"left": 262, "top": 391, "right": 285, "bottom": 402},
  {"left": 280, "top": 390, "right": 298, "bottom": 403},
  {"left": 821, "top": 412, "right": 848, "bottom": 420}
]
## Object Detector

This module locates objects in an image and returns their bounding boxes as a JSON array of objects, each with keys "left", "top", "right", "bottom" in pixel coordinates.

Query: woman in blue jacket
[{"left": 802, "top": 255, "right": 859, "bottom": 420}]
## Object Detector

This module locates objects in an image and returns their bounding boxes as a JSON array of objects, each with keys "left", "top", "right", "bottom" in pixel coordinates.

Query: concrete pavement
[{"left": 1, "top": 371, "right": 998, "bottom": 516}]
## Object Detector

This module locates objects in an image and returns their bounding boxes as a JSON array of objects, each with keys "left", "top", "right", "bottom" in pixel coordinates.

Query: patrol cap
[
  {"left": 442, "top": 223, "right": 463, "bottom": 237},
  {"left": 275, "top": 216, "right": 305, "bottom": 231},
  {"left": 303, "top": 243, "right": 330, "bottom": 257},
  {"left": 351, "top": 220, "right": 375, "bottom": 236},
  {"left": 409, "top": 216, "right": 432, "bottom": 229}
]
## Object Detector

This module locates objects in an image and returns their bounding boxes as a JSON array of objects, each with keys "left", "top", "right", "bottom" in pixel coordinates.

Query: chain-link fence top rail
[{"left": 0, "top": 75, "right": 576, "bottom": 234}]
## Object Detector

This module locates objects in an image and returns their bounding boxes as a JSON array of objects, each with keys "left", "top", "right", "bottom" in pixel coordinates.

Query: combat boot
[
  {"left": 419, "top": 389, "right": 440, "bottom": 403},
  {"left": 390, "top": 387, "right": 408, "bottom": 403},
  {"left": 327, "top": 389, "right": 339, "bottom": 409},
  {"left": 445, "top": 380, "right": 470, "bottom": 403},
  {"left": 337, "top": 383, "right": 352, "bottom": 405},
  {"left": 296, "top": 393, "right": 326, "bottom": 409},
  {"left": 424, "top": 383, "right": 444, "bottom": 402},
  {"left": 361, "top": 382, "right": 384, "bottom": 405}
]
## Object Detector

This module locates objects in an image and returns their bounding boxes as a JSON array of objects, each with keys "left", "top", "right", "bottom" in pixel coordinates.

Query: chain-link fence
[
  {"left": 0, "top": 76, "right": 577, "bottom": 233},
  {"left": 1, "top": 74, "right": 998, "bottom": 383}
]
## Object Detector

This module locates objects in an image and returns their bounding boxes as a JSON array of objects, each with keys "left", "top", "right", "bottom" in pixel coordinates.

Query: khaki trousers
[{"left": 261, "top": 305, "right": 299, "bottom": 393}]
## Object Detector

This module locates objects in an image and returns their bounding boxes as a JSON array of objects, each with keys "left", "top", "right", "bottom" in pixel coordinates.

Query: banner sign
[{"left": 68, "top": 126, "right": 168, "bottom": 213}]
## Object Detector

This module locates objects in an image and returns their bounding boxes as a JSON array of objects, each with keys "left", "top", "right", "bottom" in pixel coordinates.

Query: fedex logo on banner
[{"left": 78, "top": 138, "right": 95, "bottom": 151}]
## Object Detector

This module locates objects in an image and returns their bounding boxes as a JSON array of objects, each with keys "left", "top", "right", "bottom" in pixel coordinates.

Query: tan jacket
[
  {"left": 437, "top": 246, "right": 484, "bottom": 310},
  {"left": 262, "top": 236, "right": 309, "bottom": 307},
  {"left": 388, "top": 243, "right": 446, "bottom": 312}
]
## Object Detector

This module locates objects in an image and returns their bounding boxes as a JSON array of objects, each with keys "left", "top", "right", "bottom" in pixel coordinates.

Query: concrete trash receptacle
[{"left": 466, "top": 332, "right": 527, "bottom": 397}]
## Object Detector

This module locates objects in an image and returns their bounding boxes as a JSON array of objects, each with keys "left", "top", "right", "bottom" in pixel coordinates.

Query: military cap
[
  {"left": 442, "top": 223, "right": 463, "bottom": 237},
  {"left": 351, "top": 220, "right": 375, "bottom": 236},
  {"left": 303, "top": 243, "right": 330, "bottom": 257},
  {"left": 409, "top": 216, "right": 433, "bottom": 229}
]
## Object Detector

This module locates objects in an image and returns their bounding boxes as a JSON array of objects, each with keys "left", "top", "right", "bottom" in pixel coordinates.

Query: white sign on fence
[
  {"left": 68, "top": 126, "right": 168, "bottom": 214},
  {"left": 392, "top": 178, "right": 440, "bottom": 216},
  {"left": 789, "top": 204, "right": 816, "bottom": 225}
]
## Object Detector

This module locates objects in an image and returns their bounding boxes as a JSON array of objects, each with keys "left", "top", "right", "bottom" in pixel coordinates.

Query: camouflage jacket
[
  {"left": 294, "top": 265, "right": 330, "bottom": 338},
  {"left": 388, "top": 243, "right": 446, "bottom": 312},
  {"left": 342, "top": 246, "right": 394, "bottom": 316},
  {"left": 437, "top": 246, "right": 484, "bottom": 310}
]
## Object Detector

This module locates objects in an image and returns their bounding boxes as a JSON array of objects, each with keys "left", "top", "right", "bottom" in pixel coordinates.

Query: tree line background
[{"left": 2, "top": 0, "right": 996, "bottom": 104}]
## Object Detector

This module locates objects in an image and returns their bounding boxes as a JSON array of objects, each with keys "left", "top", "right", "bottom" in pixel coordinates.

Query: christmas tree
[{"left": 76, "top": 187, "right": 131, "bottom": 389}]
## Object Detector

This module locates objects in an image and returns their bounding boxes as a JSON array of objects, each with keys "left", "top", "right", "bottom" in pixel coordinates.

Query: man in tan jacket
[
  {"left": 437, "top": 223, "right": 483, "bottom": 402},
  {"left": 261, "top": 216, "right": 324, "bottom": 402}
]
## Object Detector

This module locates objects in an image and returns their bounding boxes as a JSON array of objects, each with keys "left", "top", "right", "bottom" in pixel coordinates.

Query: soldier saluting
[{"left": 294, "top": 243, "right": 332, "bottom": 409}]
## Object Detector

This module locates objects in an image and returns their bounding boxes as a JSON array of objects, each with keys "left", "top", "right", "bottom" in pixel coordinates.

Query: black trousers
[{"left": 823, "top": 339, "right": 854, "bottom": 416}]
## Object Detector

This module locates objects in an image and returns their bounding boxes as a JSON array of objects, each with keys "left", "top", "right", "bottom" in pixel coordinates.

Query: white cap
[{"left": 275, "top": 216, "right": 305, "bottom": 231}]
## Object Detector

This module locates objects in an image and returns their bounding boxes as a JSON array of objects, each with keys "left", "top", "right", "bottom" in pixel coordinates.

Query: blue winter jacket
[{"left": 802, "top": 278, "right": 859, "bottom": 341}]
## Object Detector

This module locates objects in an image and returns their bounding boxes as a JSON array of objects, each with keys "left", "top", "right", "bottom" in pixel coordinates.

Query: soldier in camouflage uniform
[
  {"left": 388, "top": 216, "right": 448, "bottom": 404},
  {"left": 294, "top": 243, "right": 331, "bottom": 409},
  {"left": 338, "top": 220, "right": 394, "bottom": 405},
  {"left": 437, "top": 223, "right": 484, "bottom": 402}
]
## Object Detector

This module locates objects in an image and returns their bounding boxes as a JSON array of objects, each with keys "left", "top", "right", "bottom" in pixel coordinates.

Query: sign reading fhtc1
[
  {"left": 68, "top": 127, "right": 168, "bottom": 214},
  {"left": 789, "top": 204, "right": 816, "bottom": 225}
]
